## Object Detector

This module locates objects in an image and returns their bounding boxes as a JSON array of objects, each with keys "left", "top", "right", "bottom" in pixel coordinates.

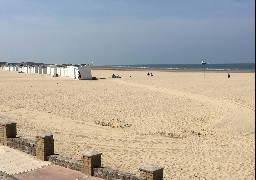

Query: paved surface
[
  {"left": 0, "top": 145, "right": 51, "bottom": 175},
  {"left": 0, "top": 145, "right": 103, "bottom": 180},
  {"left": 14, "top": 165, "right": 103, "bottom": 180}
]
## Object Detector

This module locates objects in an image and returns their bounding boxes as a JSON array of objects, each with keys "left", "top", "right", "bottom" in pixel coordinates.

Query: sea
[{"left": 108, "top": 63, "right": 255, "bottom": 71}]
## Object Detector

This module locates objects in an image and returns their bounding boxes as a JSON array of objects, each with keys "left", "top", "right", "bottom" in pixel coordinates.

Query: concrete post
[
  {"left": 139, "top": 165, "right": 164, "bottom": 180},
  {"left": 36, "top": 133, "right": 54, "bottom": 161},
  {"left": 0, "top": 121, "right": 17, "bottom": 145},
  {"left": 81, "top": 151, "right": 102, "bottom": 176}
]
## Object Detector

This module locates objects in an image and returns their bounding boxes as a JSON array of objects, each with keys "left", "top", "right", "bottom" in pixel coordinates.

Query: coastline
[{"left": 92, "top": 66, "right": 255, "bottom": 73}]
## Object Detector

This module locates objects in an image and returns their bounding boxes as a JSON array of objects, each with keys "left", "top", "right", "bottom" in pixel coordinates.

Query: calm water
[{"left": 108, "top": 63, "right": 255, "bottom": 71}]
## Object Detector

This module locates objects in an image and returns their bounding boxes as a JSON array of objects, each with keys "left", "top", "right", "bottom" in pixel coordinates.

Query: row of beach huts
[{"left": 0, "top": 62, "right": 93, "bottom": 80}]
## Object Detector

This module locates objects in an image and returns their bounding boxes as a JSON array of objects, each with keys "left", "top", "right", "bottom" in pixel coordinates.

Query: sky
[{"left": 0, "top": 0, "right": 255, "bottom": 65}]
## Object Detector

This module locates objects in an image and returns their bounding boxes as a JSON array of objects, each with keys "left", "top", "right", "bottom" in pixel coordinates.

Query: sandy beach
[{"left": 0, "top": 69, "right": 254, "bottom": 179}]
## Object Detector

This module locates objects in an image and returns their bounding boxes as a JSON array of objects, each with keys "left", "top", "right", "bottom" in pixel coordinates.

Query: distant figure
[
  {"left": 147, "top": 72, "right": 150, "bottom": 76},
  {"left": 150, "top": 73, "right": 153, "bottom": 76},
  {"left": 112, "top": 74, "right": 116, "bottom": 78},
  {"left": 78, "top": 71, "right": 81, "bottom": 79},
  {"left": 228, "top": 73, "right": 230, "bottom": 78}
]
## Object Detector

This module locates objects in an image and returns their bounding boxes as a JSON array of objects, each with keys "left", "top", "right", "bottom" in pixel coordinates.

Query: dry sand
[{"left": 0, "top": 69, "right": 255, "bottom": 179}]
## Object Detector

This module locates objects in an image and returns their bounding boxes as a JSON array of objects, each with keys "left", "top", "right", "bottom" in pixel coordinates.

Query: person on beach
[
  {"left": 150, "top": 73, "right": 153, "bottom": 76},
  {"left": 147, "top": 72, "right": 150, "bottom": 76},
  {"left": 228, "top": 73, "right": 230, "bottom": 78},
  {"left": 78, "top": 71, "right": 81, "bottom": 79}
]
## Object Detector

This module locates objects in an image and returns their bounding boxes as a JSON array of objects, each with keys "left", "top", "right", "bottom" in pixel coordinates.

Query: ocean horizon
[{"left": 106, "top": 63, "right": 255, "bottom": 71}]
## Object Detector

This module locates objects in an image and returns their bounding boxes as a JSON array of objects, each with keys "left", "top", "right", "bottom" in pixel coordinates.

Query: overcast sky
[{"left": 0, "top": 0, "right": 255, "bottom": 65}]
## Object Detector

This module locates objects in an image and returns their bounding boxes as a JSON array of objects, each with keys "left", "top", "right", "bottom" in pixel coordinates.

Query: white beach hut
[
  {"left": 78, "top": 65, "right": 92, "bottom": 80},
  {"left": 13, "top": 66, "right": 16, "bottom": 71},
  {"left": 50, "top": 65, "right": 58, "bottom": 76},
  {"left": 60, "top": 67, "right": 65, "bottom": 76},
  {"left": 47, "top": 66, "right": 51, "bottom": 75},
  {"left": 14, "top": 66, "right": 18, "bottom": 71},
  {"left": 74, "top": 67, "right": 79, "bottom": 79},
  {"left": 28, "top": 66, "right": 32, "bottom": 73},
  {"left": 30, "top": 66, "right": 35, "bottom": 73},
  {"left": 23, "top": 66, "right": 29, "bottom": 73},
  {"left": 10, "top": 66, "right": 14, "bottom": 71},
  {"left": 18, "top": 66, "right": 22, "bottom": 72},
  {"left": 4, "top": 66, "right": 10, "bottom": 71},
  {"left": 64, "top": 67, "right": 69, "bottom": 77},
  {"left": 57, "top": 66, "right": 64, "bottom": 76},
  {"left": 67, "top": 66, "right": 76, "bottom": 79}
]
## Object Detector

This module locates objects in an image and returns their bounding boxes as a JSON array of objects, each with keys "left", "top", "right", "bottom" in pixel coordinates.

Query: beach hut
[
  {"left": 38, "top": 66, "right": 47, "bottom": 74},
  {"left": 38, "top": 66, "right": 42, "bottom": 74},
  {"left": 13, "top": 66, "right": 16, "bottom": 71},
  {"left": 18, "top": 66, "right": 22, "bottom": 72},
  {"left": 47, "top": 66, "right": 51, "bottom": 75},
  {"left": 74, "top": 67, "right": 79, "bottom": 79},
  {"left": 64, "top": 67, "right": 69, "bottom": 77},
  {"left": 50, "top": 65, "right": 58, "bottom": 76},
  {"left": 57, "top": 66, "right": 64, "bottom": 76},
  {"left": 60, "top": 67, "right": 65, "bottom": 76},
  {"left": 42, "top": 66, "right": 47, "bottom": 74},
  {"left": 57, "top": 66, "right": 61, "bottom": 76},
  {"left": 34, "top": 66, "right": 39, "bottom": 73},
  {"left": 10, "top": 66, "right": 14, "bottom": 71},
  {"left": 67, "top": 66, "right": 76, "bottom": 79},
  {"left": 30, "top": 66, "right": 35, "bottom": 73},
  {"left": 28, "top": 66, "right": 32, "bottom": 73},
  {"left": 23, "top": 66, "right": 28, "bottom": 73},
  {"left": 4, "top": 66, "right": 10, "bottom": 71},
  {"left": 78, "top": 65, "right": 92, "bottom": 80},
  {"left": 14, "top": 66, "right": 18, "bottom": 71}
]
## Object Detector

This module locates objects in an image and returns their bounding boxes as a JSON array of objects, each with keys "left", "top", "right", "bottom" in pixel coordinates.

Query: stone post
[
  {"left": 81, "top": 151, "right": 102, "bottom": 176},
  {"left": 139, "top": 165, "right": 164, "bottom": 180},
  {"left": 0, "top": 121, "right": 17, "bottom": 145},
  {"left": 36, "top": 133, "right": 54, "bottom": 161}
]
